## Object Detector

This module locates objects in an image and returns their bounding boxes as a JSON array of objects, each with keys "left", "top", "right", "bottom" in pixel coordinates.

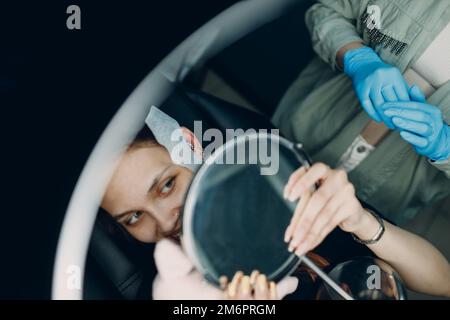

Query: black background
[{"left": 1, "top": 0, "right": 238, "bottom": 299}]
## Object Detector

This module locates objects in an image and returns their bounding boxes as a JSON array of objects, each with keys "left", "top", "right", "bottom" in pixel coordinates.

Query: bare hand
[
  {"left": 221, "top": 270, "right": 298, "bottom": 300},
  {"left": 283, "top": 163, "right": 368, "bottom": 256}
]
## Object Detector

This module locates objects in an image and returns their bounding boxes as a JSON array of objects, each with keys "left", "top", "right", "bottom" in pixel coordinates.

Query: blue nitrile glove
[
  {"left": 344, "top": 46, "right": 410, "bottom": 129},
  {"left": 383, "top": 85, "right": 450, "bottom": 161}
]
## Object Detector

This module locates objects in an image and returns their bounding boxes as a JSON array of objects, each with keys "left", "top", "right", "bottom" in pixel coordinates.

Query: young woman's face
[{"left": 101, "top": 145, "right": 194, "bottom": 243}]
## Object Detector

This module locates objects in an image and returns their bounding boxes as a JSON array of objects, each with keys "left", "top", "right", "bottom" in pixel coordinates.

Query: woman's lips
[{"left": 161, "top": 217, "right": 182, "bottom": 240}]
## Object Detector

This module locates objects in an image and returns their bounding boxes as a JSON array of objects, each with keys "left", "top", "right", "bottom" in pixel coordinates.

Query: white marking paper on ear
[{"left": 145, "top": 106, "right": 202, "bottom": 172}]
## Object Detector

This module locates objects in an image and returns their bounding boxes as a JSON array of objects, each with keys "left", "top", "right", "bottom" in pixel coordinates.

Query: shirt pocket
[{"left": 356, "top": 0, "right": 423, "bottom": 66}]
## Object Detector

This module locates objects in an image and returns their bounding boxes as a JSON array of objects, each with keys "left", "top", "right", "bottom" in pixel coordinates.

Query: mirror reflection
[{"left": 186, "top": 136, "right": 303, "bottom": 284}]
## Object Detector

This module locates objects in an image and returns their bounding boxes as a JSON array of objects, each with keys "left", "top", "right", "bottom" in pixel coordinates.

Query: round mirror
[{"left": 182, "top": 132, "right": 312, "bottom": 285}]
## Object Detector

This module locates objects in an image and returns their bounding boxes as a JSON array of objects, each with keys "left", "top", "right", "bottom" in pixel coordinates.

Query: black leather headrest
[{"left": 162, "top": 86, "right": 276, "bottom": 135}]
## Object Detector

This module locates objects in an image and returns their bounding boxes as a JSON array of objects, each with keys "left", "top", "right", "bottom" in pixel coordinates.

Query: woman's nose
[{"left": 153, "top": 205, "right": 181, "bottom": 234}]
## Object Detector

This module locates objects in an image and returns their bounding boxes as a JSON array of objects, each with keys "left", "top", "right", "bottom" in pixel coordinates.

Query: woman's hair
[{"left": 128, "top": 126, "right": 158, "bottom": 149}]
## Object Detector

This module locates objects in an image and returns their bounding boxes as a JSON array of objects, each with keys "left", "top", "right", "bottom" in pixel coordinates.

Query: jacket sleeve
[
  {"left": 305, "top": 0, "right": 369, "bottom": 70},
  {"left": 430, "top": 85, "right": 450, "bottom": 179},
  {"left": 430, "top": 158, "right": 450, "bottom": 179}
]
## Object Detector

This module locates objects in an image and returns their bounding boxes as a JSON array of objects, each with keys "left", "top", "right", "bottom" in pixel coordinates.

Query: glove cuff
[
  {"left": 429, "top": 125, "right": 450, "bottom": 161},
  {"left": 343, "top": 46, "right": 382, "bottom": 77}
]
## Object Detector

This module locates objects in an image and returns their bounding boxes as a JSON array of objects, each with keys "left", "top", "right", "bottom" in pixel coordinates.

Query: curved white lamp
[{"left": 52, "top": 0, "right": 297, "bottom": 299}]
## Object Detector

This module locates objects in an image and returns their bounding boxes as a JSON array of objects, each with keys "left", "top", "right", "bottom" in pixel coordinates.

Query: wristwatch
[{"left": 352, "top": 209, "right": 385, "bottom": 245}]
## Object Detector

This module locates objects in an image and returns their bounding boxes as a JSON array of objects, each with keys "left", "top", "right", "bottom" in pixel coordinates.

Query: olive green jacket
[{"left": 272, "top": 0, "right": 450, "bottom": 224}]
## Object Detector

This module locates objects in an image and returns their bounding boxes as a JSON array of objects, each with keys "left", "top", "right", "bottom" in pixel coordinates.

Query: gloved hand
[
  {"left": 152, "top": 239, "right": 223, "bottom": 300},
  {"left": 344, "top": 46, "right": 410, "bottom": 128},
  {"left": 382, "top": 85, "right": 450, "bottom": 161},
  {"left": 152, "top": 239, "right": 299, "bottom": 300}
]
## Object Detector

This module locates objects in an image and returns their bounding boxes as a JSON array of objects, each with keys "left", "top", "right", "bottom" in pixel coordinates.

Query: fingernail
[
  {"left": 284, "top": 226, "right": 292, "bottom": 243},
  {"left": 295, "top": 243, "right": 308, "bottom": 257},
  {"left": 290, "top": 231, "right": 303, "bottom": 248},
  {"left": 231, "top": 271, "right": 243, "bottom": 286},
  {"left": 241, "top": 276, "right": 251, "bottom": 295},
  {"left": 269, "top": 282, "right": 277, "bottom": 300},
  {"left": 219, "top": 275, "right": 228, "bottom": 289},
  {"left": 228, "top": 283, "right": 237, "bottom": 298},
  {"left": 392, "top": 117, "right": 403, "bottom": 126},
  {"left": 269, "top": 282, "right": 276, "bottom": 291},
  {"left": 284, "top": 234, "right": 291, "bottom": 243},
  {"left": 257, "top": 275, "right": 267, "bottom": 292},
  {"left": 250, "top": 270, "right": 259, "bottom": 286},
  {"left": 289, "top": 239, "right": 300, "bottom": 252}
]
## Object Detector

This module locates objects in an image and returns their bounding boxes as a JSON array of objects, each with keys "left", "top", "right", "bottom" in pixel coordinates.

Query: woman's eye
[
  {"left": 161, "top": 177, "right": 175, "bottom": 194},
  {"left": 126, "top": 212, "right": 142, "bottom": 226}
]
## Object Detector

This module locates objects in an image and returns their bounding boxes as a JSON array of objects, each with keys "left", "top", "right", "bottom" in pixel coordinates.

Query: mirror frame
[{"left": 181, "top": 132, "right": 311, "bottom": 285}]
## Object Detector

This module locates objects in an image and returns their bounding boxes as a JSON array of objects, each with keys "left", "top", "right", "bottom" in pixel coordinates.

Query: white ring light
[{"left": 52, "top": 0, "right": 298, "bottom": 299}]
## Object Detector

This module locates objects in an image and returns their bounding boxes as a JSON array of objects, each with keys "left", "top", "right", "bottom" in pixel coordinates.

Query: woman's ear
[{"left": 180, "top": 127, "right": 203, "bottom": 157}]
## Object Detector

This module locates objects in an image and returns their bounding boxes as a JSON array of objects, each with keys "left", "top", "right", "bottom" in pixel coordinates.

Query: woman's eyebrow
[
  {"left": 113, "top": 210, "right": 134, "bottom": 222},
  {"left": 113, "top": 165, "right": 174, "bottom": 221},
  {"left": 147, "top": 164, "right": 173, "bottom": 194}
]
